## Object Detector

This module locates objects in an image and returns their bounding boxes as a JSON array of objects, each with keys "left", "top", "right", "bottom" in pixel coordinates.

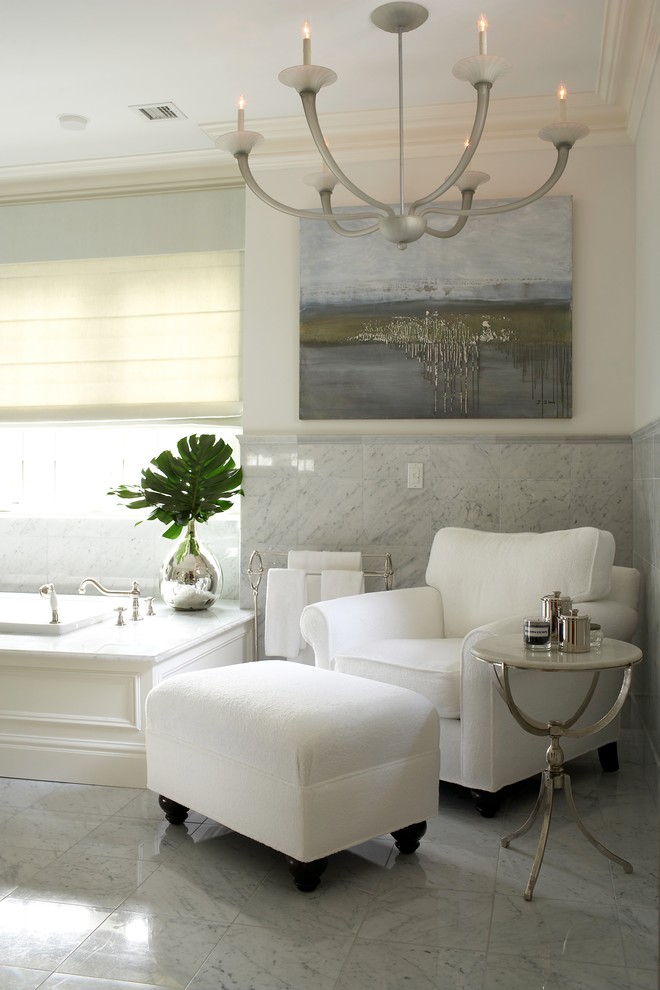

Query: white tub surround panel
[{"left": 0, "top": 602, "right": 252, "bottom": 787}]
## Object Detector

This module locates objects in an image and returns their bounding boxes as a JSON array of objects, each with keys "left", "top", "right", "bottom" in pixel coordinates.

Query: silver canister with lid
[
  {"left": 559, "top": 608, "right": 591, "bottom": 653},
  {"left": 541, "top": 590, "right": 572, "bottom": 644}
]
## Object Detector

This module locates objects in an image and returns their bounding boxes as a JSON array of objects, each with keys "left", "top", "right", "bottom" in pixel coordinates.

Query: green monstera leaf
[{"left": 108, "top": 434, "right": 243, "bottom": 540}]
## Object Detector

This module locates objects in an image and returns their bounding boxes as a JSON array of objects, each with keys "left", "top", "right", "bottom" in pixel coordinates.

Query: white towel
[
  {"left": 288, "top": 550, "right": 323, "bottom": 572},
  {"left": 320, "top": 569, "right": 365, "bottom": 601},
  {"left": 321, "top": 551, "right": 362, "bottom": 572},
  {"left": 264, "top": 569, "right": 307, "bottom": 658}
]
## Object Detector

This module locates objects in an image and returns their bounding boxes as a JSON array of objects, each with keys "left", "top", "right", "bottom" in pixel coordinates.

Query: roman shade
[{"left": 0, "top": 250, "right": 242, "bottom": 422}]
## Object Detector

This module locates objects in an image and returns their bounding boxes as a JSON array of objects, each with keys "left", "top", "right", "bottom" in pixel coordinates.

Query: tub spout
[{"left": 78, "top": 578, "right": 142, "bottom": 621}]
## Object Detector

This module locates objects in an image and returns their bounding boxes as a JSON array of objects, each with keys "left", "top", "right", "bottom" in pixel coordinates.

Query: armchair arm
[
  {"left": 300, "top": 586, "right": 444, "bottom": 669},
  {"left": 580, "top": 600, "right": 637, "bottom": 642}
]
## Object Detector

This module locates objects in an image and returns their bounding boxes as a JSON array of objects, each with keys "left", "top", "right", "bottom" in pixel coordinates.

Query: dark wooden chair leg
[
  {"left": 392, "top": 821, "right": 427, "bottom": 854},
  {"left": 158, "top": 795, "right": 190, "bottom": 824},
  {"left": 470, "top": 789, "right": 501, "bottom": 818},
  {"left": 285, "top": 856, "right": 329, "bottom": 892},
  {"left": 598, "top": 740, "right": 619, "bottom": 772}
]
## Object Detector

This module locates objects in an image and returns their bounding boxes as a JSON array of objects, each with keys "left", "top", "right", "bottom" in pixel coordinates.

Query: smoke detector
[{"left": 130, "top": 102, "right": 187, "bottom": 121}]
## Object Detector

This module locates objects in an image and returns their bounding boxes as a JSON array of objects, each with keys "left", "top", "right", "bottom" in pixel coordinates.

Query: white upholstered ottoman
[{"left": 146, "top": 660, "right": 440, "bottom": 891}]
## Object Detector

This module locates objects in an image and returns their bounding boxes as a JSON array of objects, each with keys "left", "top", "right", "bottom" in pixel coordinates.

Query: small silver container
[
  {"left": 559, "top": 608, "right": 591, "bottom": 653},
  {"left": 541, "top": 591, "right": 572, "bottom": 644}
]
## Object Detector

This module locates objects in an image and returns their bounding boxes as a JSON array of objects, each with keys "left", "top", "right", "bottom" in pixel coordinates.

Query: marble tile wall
[
  {"left": 632, "top": 420, "right": 660, "bottom": 776},
  {"left": 239, "top": 433, "right": 633, "bottom": 607},
  {"left": 0, "top": 514, "right": 240, "bottom": 601}
]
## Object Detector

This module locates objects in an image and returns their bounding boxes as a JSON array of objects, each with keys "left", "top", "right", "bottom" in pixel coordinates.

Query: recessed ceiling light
[{"left": 58, "top": 114, "right": 89, "bottom": 131}]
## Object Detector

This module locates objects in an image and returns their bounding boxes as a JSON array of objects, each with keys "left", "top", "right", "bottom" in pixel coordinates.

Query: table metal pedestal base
[{"left": 501, "top": 733, "right": 633, "bottom": 901}]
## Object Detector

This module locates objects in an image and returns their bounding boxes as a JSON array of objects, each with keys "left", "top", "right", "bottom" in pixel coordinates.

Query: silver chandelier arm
[
  {"left": 316, "top": 191, "right": 381, "bottom": 237},
  {"left": 418, "top": 145, "right": 571, "bottom": 218},
  {"left": 410, "top": 83, "right": 492, "bottom": 213},
  {"left": 235, "top": 153, "right": 385, "bottom": 223},
  {"left": 300, "top": 91, "right": 396, "bottom": 216},
  {"left": 424, "top": 190, "right": 474, "bottom": 238}
]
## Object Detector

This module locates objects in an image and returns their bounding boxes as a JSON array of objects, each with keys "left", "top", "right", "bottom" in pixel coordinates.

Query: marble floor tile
[
  {"left": 0, "top": 966, "right": 51, "bottom": 990},
  {"left": 234, "top": 870, "right": 374, "bottom": 937},
  {"left": 483, "top": 951, "right": 632, "bottom": 990},
  {"left": 59, "top": 910, "right": 226, "bottom": 989},
  {"left": 187, "top": 924, "right": 354, "bottom": 990},
  {"left": 0, "top": 844, "right": 59, "bottom": 899},
  {"left": 334, "top": 940, "right": 486, "bottom": 990},
  {"left": 107, "top": 788, "right": 172, "bottom": 821},
  {"left": 382, "top": 839, "right": 498, "bottom": 894},
  {"left": 68, "top": 816, "right": 198, "bottom": 863},
  {"left": 119, "top": 855, "right": 263, "bottom": 926},
  {"left": 32, "top": 783, "right": 140, "bottom": 817},
  {"left": 489, "top": 892, "right": 627, "bottom": 966},
  {"left": 356, "top": 886, "right": 493, "bottom": 950},
  {"left": 0, "top": 897, "right": 110, "bottom": 970},
  {"left": 627, "top": 967, "right": 659, "bottom": 989},
  {"left": 0, "top": 808, "right": 107, "bottom": 854},
  {"left": 14, "top": 850, "right": 161, "bottom": 910},
  {"left": 40, "top": 976, "right": 173, "bottom": 989},
  {"left": 0, "top": 777, "right": 62, "bottom": 810}
]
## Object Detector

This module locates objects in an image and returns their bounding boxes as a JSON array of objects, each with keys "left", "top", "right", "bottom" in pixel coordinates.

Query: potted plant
[{"left": 108, "top": 434, "right": 243, "bottom": 610}]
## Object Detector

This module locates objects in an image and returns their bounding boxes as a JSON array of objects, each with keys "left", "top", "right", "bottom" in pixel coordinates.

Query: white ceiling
[{"left": 0, "top": 0, "right": 656, "bottom": 192}]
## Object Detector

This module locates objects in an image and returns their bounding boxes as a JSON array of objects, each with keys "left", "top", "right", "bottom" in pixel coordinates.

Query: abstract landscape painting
[{"left": 299, "top": 196, "right": 572, "bottom": 419}]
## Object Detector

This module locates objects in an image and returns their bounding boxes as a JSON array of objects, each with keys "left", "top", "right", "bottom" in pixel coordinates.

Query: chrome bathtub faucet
[
  {"left": 79, "top": 578, "right": 142, "bottom": 621},
  {"left": 39, "top": 583, "right": 60, "bottom": 624}
]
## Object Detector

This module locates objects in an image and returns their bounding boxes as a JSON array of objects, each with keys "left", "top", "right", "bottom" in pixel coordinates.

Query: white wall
[
  {"left": 242, "top": 141, "right": 636, "bottom": 437},
  {"left": 0, "top": 187, "right": 244, "bottom": 263},
  {"left": 635, "top": 52, "right": 660, "bottom": 431}
]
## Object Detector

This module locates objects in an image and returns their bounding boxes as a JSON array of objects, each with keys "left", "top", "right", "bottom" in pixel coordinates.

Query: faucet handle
[
  {"left": 145, "top": 597, "right": 156, "bottom": 616},
  {"left": 115, "top": 607, "right": 127, "bottom": 627}
]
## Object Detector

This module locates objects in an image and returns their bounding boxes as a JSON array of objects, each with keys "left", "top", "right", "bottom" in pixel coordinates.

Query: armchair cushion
[{"left": 426, "top": 527, "right": 615, "bottom": 637}]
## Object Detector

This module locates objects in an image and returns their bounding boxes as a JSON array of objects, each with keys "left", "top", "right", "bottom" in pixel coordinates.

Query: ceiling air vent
[{"left": 130, "top": 102, "right": 187, "bottom": 121}]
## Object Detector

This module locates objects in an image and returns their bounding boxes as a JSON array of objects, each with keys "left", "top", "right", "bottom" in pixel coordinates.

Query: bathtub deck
[{"left": 0, "top": 601, "right": 253, "bottom": 787}]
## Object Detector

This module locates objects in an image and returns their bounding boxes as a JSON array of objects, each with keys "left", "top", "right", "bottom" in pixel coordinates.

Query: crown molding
[
  {"left": 598, "top": 0, "right": 660, "bottom": 139},
  {"left": 0, "top": 150, "right": 241, "bottom": 205}
]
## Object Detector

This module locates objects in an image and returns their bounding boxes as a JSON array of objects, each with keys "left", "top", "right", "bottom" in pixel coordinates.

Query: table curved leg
[
  {"left": 524, "top": 777, "right": 555, "bottom": 901},
  {"left": 501, "top": 777, "right": 545, "bottom": 848},
  {"left": 562, "top": 774, "right": 633, "bottom": 874}
]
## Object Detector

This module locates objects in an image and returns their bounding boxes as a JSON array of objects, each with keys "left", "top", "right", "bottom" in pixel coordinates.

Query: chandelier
[{"left": 216, "top": 2, "right": 589, "bottom": 250}]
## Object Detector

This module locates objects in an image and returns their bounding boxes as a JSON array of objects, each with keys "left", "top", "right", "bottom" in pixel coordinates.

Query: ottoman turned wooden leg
[
  {"left": 391, "top": 821, "right": 427, "bottom": 853},
  {"left": 285, "top": 855, "right": 329, "bottom": 892},
  {"left": 158, "top": 795, "right": 189, "bottom": 825}
]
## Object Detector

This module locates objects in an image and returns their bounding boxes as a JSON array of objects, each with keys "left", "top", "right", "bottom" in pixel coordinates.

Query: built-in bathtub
[
  {"left": 0, "top": 595, "right": 253, "bottom": 787},
  {"left": 0, "top": 591, "right": 117, "bottom": 635}
]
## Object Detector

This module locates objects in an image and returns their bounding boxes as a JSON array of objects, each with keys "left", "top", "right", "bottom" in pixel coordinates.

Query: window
[
  {"left": 0, "top": 423, "right": 242, "bottom": 517},
  {"left": 0, "top": 251, "right": 242, "bottom": 422}
]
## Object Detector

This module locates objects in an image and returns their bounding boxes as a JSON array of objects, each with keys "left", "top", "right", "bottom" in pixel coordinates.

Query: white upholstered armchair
[{"left": 300, "top": 527, "right": 640, "bottom": 816}]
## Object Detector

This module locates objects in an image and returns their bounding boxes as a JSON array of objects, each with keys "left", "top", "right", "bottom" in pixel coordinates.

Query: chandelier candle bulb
[
  {"left": 558, "top": 82, "right": 567, "bottom": 121},
  {"left": 303, "top": 21, "right": 312, "bottom": 65},
  {"left": 237, "top": 95, "right": 245, "bottom": 131},
  {"left": 478, "top": 15, "right": 488, "bottom": 55}
]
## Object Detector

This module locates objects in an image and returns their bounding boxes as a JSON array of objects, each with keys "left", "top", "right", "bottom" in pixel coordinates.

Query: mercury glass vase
[{"left": 159, "top": 520, "right": 222, "bottom": 610}]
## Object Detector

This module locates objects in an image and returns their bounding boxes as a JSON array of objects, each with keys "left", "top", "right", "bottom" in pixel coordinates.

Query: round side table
[{"left": 471, "top": 634, "right": 642, "bottom": 901}]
